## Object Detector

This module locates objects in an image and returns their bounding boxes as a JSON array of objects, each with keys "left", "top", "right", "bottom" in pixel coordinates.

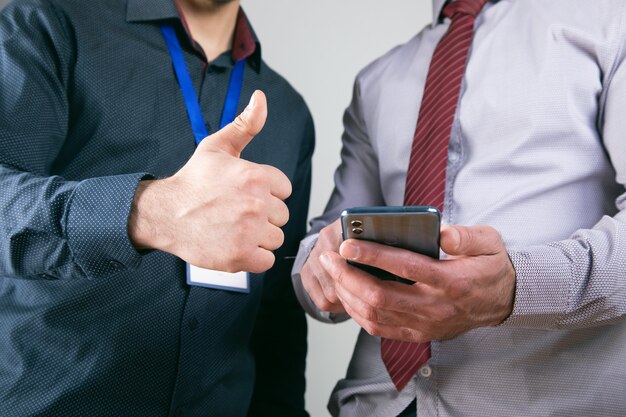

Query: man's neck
[{"left": 176, "top": 0, "right": 241, "bottom": 62}]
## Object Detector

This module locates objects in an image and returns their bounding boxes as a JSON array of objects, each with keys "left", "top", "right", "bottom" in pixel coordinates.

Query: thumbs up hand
[{"left": 129, "top": 90, "right": 292, "bottom": 273}]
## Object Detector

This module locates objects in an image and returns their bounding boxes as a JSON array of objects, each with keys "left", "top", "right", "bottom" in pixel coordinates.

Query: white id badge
[{"left": 187, "top": 264, "right": 250, "bottom": 293}]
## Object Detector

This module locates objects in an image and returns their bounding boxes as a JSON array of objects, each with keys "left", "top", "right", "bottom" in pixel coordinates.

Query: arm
[
  {"left": 0, "top": 1, "right": 145, "bottom": 280},
  {"left": 502, "top": 22, "right": 626, "bottom": 330}
]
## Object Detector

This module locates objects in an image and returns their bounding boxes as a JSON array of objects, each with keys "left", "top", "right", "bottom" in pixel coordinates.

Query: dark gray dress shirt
[{"left": 0, "top": 1, "right": 314, "bottom": 416}]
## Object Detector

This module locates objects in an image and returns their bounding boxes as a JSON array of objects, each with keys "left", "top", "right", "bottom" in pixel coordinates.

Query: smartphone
[{"left": 340, "top": 206, "right": 441, "bottom": 284}]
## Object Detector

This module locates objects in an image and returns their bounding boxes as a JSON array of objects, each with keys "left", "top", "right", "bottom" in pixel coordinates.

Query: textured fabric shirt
[
  {"left": 0, "top": 1, "right": 314, "bottom": 416},
  {"left": 292, "top": 0, "right": 626, "bottom": 416}
]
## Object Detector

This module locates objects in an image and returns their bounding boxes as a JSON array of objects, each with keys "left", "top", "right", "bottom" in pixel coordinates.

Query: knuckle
[
  {"left": 319, "top": 280, "right": 336, "bottom": 298},
  {"left": 402, "top": 327, "right": 428, "bottom": 343},
  {"left": 240, "top": 167, "right": 265, "bottom": 189},
  {"left": 400, "top": 327, "right": 416, "bottom": 342},
  {"left": 363, "top": 321, "right": 382, "bottom": 337},
  {"left": 310, "top": 287, "right": 335, "bottom": 311},
  {"left": 362, "top": 305, "right": 378, "bottom": 322},
  {"left": 232, "top": 113, "right": 251, "bottom": 135},
  {"left": 431, "top": 304, "right": 454, "bottom": 323},
  {"left": 317, "top": 298, "right": 334, "bottom": 312},
  {"left": 242, "top": 197, "right": 266, "bottom": 217},
  {"left": 365, "top": 287, "right": 386, "bottom": 309},
  {"left": 321, "top": 222, "right": 343, "bottom": 248},
  {"left": 321, "top": 285, "right": 340, "bottom": 305},
  {"left": 459, "top": 227, "right": 474, "bottom": 247},
  {"left": 266, "top": 165, "right": 287, "bottom": 183}
]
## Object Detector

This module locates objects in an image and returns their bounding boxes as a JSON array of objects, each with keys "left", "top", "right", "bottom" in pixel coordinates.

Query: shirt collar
[
  {"left": 127, "top": 0, "right": 179, "bottom": 22},
  {"left": 126, "top": 0, "right": 260, "bottom": 70},
  {"left": 228, "top": 8, "right": 258, "bottom": 62},
  {"left": 432, "top": 0, "right": 448, "bottom": 26}
]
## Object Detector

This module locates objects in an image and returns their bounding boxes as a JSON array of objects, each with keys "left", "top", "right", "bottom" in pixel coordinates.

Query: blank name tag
[{"left": 187, "top": 264, "right": 250, "bottom": 293}]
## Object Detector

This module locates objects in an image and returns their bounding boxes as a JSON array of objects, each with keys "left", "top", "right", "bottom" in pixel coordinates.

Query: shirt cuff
[
  {"left": 291, "top": 233, "right": 350, "bottom": 324},
  {"left": 500, "top": 245, "right": 572, "bottom": 329},
  {"left": 65, "top": 173, "right": 151, "bottom": 279}
]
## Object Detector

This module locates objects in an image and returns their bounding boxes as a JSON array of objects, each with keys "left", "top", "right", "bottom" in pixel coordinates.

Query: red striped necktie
[{"left": 381, "top": 0, "right": 489, "bottom": 392}]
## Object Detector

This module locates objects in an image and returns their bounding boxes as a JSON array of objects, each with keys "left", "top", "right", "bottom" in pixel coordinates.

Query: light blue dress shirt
[{"left": 293, "top": 0, "right": 626, "bottom": 416}]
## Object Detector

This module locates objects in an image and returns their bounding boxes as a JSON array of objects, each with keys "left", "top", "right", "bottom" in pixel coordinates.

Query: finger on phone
[{"left": 340, "top": 239, "right": 442, "bottom": 286}]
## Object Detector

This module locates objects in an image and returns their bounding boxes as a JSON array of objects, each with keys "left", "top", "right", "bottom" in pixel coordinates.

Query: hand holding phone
[{"left": 340, "top": 206, "right": 440, "bottom": 284}]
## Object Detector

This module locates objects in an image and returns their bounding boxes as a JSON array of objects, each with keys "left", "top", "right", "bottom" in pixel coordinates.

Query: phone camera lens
[
  {"left": 351, "top": 220, "right": 363, "bottom": 227},
  {"left": 352, "top": 227, "right": 363, "bottom": 235}
]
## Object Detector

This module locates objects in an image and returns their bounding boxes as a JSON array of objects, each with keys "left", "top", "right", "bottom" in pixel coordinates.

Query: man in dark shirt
[{"left": 0, "top": 0, "right": 314, "bottom": 416}]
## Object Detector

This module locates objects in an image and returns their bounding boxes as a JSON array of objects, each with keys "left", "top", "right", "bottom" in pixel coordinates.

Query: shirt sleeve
[
  {"left": 502, "top": 18, "right": 626, "bottom": 330},
  {"left": 0, "top": 1, "right": 147, "bottom": 281},
  {"left": 291, "top": 77, "right": 384, "bottom": 323}
]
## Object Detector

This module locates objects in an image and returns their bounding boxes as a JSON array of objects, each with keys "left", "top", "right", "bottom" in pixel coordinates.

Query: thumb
[
  {"left": 199, "top": 90, "right": 267, "bottom": 157},
  {"left": 440, "top": 224, "right": 503, "bottom": 257}
]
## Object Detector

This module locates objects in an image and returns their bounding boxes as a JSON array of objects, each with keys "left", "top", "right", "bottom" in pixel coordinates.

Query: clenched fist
[{"left": 129, "top": 90, "right": 292, "bottom": 273}]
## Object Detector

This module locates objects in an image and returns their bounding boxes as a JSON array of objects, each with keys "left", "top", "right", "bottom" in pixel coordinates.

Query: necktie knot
[{"left": 443, "top": 0, "right": 489, "bottom": 19}]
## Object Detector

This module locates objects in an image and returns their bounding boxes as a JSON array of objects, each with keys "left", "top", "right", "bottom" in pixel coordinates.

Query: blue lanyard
[{"left": 161, "top": 24, "right": 246, "bottom": 145}]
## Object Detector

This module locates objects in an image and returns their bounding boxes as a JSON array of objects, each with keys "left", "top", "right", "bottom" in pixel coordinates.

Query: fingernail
[
  {"left": 445, "top": 225, "right": 461, "bottom": 251},
  {"left": 247, "top": 92, "right": 257, "bottom": 109},
  {"left": 340, "top": 241, "right": 360, "bottom": 260}
]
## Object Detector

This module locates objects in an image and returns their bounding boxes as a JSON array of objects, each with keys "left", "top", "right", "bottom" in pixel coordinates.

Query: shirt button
[
  {"left": 449, "top": 151, "right": 460, "bottom": 163},
  {"left": 39, "top": 273, "right": 57, "bottom": 280},
  {"left": 419, "top": 365, "right": 432, "bottom": 378},
  {"left": 108, "top": 260, "right": 123, "bottom": 270}
]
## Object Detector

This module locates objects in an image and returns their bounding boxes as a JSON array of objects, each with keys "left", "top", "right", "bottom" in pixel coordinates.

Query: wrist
[
  {"left": 128, "top": 179, "right": 174, "bottom": 251},
  {"left": 494, "top": 255, "right": 517, "bottom": 325}
]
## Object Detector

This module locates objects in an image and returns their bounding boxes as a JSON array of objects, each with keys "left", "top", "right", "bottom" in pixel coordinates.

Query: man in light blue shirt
[{"left": 293, "top": 0, "right": 626, "bottom": 416}]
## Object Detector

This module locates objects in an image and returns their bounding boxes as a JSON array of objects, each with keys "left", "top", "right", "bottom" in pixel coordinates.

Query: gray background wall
[{"left": 0, "top": 1, "right": 434, "bottom": 416}]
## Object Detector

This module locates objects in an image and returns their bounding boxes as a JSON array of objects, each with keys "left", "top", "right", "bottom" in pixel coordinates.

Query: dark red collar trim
[{"left": 173, "top": 2, "right": 257, "bottom": 63}]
